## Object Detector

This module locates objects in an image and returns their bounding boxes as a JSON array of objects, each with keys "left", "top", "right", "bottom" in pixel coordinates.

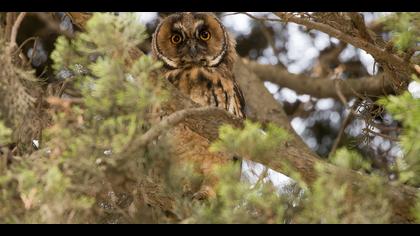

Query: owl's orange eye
[
  {"left": 199, "top": 30, "right": 211, "bottom": 41},
  {"left": 171, "top": 34, "right": 182, "bottom": 44}
]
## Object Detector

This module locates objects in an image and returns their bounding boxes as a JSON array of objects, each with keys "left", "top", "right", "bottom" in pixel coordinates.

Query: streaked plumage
[
  {"left": 152, "top": 12, "right": 245, "bottom": 200},
  {"left": 152, "top": 12, "right": 245, "bottom": 118}
]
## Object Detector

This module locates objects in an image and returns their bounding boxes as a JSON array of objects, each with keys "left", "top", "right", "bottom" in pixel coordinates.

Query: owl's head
[{"left": 152, "top": 12, "right": 236, "bottom": 69}]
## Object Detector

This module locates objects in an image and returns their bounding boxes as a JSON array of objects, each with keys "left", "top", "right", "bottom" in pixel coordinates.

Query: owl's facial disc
[{"left": 153, "top": 13, "right": 229, "bottom": 68}]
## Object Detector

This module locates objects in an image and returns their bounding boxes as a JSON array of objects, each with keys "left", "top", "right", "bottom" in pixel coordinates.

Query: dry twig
[{"left": 8, "top": 12, "right": 27, "bottom": 54}]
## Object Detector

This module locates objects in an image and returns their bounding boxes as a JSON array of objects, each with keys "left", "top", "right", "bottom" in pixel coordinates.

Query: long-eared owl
[{"left": 152, "top": 12, "right": 245, "bottom": 200}]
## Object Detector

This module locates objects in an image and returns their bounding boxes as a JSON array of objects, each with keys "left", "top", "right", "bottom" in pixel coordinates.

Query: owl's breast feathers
[{"left": 164, "top": 66, "right": 246, "bottom": 119}]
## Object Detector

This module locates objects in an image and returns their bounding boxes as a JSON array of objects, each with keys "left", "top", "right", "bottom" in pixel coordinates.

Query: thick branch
[
  {"left": 234, "top": 58, "right": 321, "bottom": 180},
  {"left": 245, "top": 59, "right": 395, "bottom": 99},
  {"left": 127, "top": 106, "right": 241, "bottom": 154},
  {"left": 156, "top": 77, "right": 243, "bottom": 141},
  {"left": 232, "top": 58, "right": 418, "bottom": 223}
]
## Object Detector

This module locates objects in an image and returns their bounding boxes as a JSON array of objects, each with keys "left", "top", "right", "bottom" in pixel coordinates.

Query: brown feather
[{"left": 152, "top": 12, "right": 245, "bottom": 200}]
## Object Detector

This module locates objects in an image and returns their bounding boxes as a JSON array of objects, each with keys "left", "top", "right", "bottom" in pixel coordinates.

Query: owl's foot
[{"left": 192, "top": 185, "right": 216, "bottom": 201}]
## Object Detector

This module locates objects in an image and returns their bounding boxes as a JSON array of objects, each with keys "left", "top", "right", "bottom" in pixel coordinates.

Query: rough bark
[{"left": 245, "top": 59, "right": 395, "bottom": 99}]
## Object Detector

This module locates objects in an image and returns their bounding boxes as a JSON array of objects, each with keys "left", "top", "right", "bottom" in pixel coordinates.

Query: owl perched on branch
[{"left": 152, "top": 12, "right": 245, "bottom": 200}]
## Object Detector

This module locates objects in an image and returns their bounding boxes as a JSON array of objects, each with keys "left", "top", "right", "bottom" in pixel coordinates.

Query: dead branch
[
  {"left": 4, "top": 13, "right": 16, "bottom": 41},
  {"left": 8, "top": 12, "right": 27, "bottom": 54},
  {"left": 274, "top": 12, "right": 417, "bottom": 78},
  {"left": 347, "top": 12, "right": 374, "bottom": 43},
  {"left": 329, "top": 99, "right": 361, "bottom": 157}
]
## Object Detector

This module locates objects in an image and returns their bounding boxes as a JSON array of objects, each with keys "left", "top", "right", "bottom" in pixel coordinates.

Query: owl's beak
[
  {"left": 189, "top": 46, "right": 198, "bottom": 58},
  {"left": 187, "top": 40, "right": 198, "bottom": 58}
]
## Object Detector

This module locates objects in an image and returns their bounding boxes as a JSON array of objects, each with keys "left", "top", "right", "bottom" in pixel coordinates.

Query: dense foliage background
[{"left": 0, "top": 12, "right": 419, "bottom": 223}]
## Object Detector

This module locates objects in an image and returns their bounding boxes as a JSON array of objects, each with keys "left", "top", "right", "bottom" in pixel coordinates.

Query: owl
[
  {"left": 152, "top": 12, "right": 245, "bottom": 200},
  {"left": 152, "top": 12, "right": 245, "bottom": 118}
]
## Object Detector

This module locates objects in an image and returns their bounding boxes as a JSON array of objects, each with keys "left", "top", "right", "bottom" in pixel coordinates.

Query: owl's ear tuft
[{"left": 158, "top": 12, "right": 174, "bottom": 19}]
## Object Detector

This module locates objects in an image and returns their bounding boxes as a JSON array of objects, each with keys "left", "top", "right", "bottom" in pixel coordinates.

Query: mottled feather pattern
[
  {"left": 152, "top": 12, "right": 245, "bottom": 200},
  {"left": 162, "top": 66, "right": 245, "bottom": 118}
]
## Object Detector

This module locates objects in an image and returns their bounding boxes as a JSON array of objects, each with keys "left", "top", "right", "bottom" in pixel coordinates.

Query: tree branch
[
  {"left": 234, "top": 58, "right": 418, "bottom": 223},
  {"left": 127, "top": 106, "right": 241, "bottom": 153},
  {"left": 329, "top": 99, "right": 361, "bottom": 157},
  {"left": 245, "top": 59, "right": 395, "bottom": 99},
  {"left": 8, "top": 12, "right": 26, "bottom": 54},
  {"left": 274, "top": 12, "right": 418, "bottom": 78},
  {"left": 347, "top": 12, "right": 375, "bottom": 43}
]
